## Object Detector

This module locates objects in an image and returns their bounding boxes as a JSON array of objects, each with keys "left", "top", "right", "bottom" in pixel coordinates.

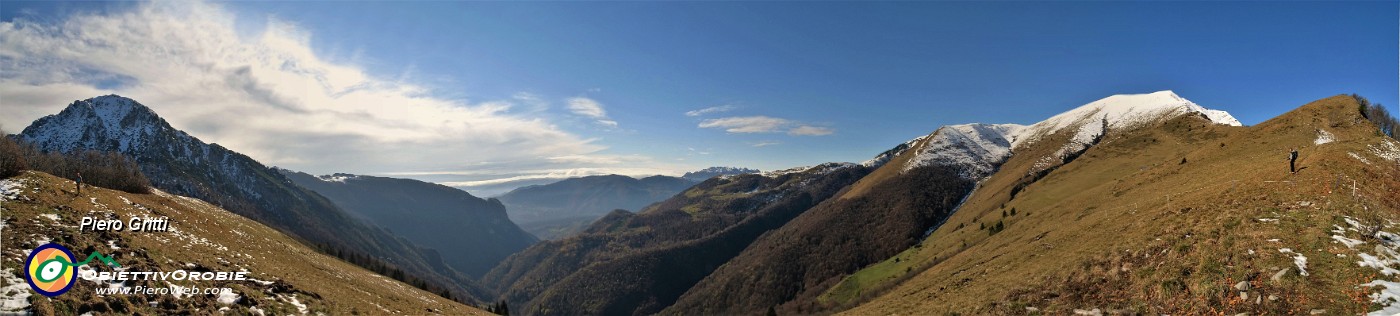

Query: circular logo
[{"left": 25, "top": 243, "right": 77, "bottom": 297}]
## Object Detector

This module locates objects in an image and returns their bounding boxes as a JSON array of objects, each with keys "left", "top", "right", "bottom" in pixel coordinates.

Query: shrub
[
  {"left": 1354, "top": 94, "right": 1399, "bottom": 139},
  {"left": 6, "top": 136, "right": 151, "bottom": 193},
  {"left": 0, "top": 129, "right": 25, "bottom": 178}
]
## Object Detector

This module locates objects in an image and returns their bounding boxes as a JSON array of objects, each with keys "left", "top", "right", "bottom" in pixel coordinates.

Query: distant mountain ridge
[
  {"left": 484, "top": 163, "right": 869, "bottom": 315},
  {"left": 280, "top": 170, "right": 538, "bottom": 278},
  {"left": 15, "top": 95, "right": 484, "bottom": 302},
  {"left": 681, "top": 166, "right": 759, "bottom": 182}
]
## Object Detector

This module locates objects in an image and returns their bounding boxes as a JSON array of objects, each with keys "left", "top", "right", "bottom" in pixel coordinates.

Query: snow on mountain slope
[
  {"left": 18, "top": 95, "right": 187, "bottom": 154},
  {"left": 901, "top": 124, "right": 1025, "bottom": 179},
  {"left": 1011, "top": 90, "right": 1241, "bottom": 172},
  {"left": 871, "top": 90, "right": 1238, "bottom": 181},
  {"left": 861, "top": 135, "right": 929, "bottom": 168},
  {"left": 1012, "top": 90, "right": 1241, "bottom": 149}
]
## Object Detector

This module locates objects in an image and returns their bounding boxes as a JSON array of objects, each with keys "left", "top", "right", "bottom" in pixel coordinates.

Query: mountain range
[
  {"left": 4, "top": 91, "right": 1398, "bottom": 315},
  {"left": 479, "top": 91, "right": 1400, "bottom": 315},
  {"left": 280, "top": 170, "right": 537, "bottom": 278},
  {"left": 497, "top": 169, "right": 752, "bottom": 240}
]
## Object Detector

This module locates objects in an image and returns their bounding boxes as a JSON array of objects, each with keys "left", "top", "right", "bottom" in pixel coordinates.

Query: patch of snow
[
  {"left": 0, "top": 268, "right": 32, "bottom": 313},
  {"left": 1334, "top": 235, "right": 1365, "bottom": 249},
  {"left": 1278, "top": 248, "right": 1309, "bottom": 276},
  {"left": 1073, "top": 308, "right": 1103, "bottom": 316},
  {"left": 1257, "top": 218, "right": 1279, "bottom": 223},
  {"left": 107, "top": 240, "right": 120, "bottom": 250},
  {"left": 32, "top": 236, "right": 51, "bottom": 247},
  {"left": 0, "top": 178, "right": 25, "bottom": 201},
  {"left": 39, "top": 213, "right": 60, "bottom": 222},
  {"left": 282, "top": 294, "right": 309, "bottom": 314},
  {"left": 216, "top": 288, "right": 240, "bottom": 305},
  {"left": 248, "top": 306, "right": 267, "bottom": 316},
  {"left": 1366, "top": 280, "right": 1400, "bottom": 316},
  {"left": 318, "top": 173, "right": 358, "bottom": 183},
  {"left": 1371, "top": 140, "right": 1400, "bottom": 163},
  {"left": 1352, "top": 152, "right": 1374, "bottom": 165},
  {"left": 1315, "top": 129, "right": 1335, "bottom": 145}
]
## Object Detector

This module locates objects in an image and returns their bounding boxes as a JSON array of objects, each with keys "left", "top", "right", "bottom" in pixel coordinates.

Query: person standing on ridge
[
  {"left": 1288, "top": 148, "right": 1298, "bottom": 174},
  {"left": 75, "top": 171, "right": 83, "bottom": 196}
]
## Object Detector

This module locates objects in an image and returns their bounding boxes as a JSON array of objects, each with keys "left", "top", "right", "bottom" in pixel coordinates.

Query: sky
[{"left": 1, "top": 1, "right": 1396, "bottom": 196}]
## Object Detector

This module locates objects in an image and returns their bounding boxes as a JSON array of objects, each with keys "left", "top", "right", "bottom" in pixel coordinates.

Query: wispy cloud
[
  {"left": 749, "top": 141, "right": 781, "bottom": 147},
  {"left": 0, "top": 1, "right": 659, "bottom": 187},
  {"left": 788, "top": 125, "right": 834, "bottom": 136},
  {"left": 567, "top": 97, "right": 618, "bottom": 127},
  {"left": 698, "top": 116, "right": 834, "bottom": 136},
  {"left": 684, "top": 104, "right": 736, "bottom": 117}
]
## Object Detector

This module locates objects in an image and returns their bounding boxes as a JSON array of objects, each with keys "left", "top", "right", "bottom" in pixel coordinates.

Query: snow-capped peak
[
  {"left": 1011, "top": 90, "right": 1240, "bottom": 149},
  {"left": 871, "top": 90, "right": 1238, "bottom": 181},
  {"left": 17, "top": 95, "right": 172, "bottom": 153}
]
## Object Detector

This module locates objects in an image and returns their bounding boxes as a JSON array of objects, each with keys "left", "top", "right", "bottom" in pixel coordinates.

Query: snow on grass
[
  {"left": 107, "top": 240, "right": 120, "bottom": 250},
  {"left": 216, "top": 288, "right": 240, "bottom": 305},
  {"left": 0, "top": 268, "right": 32, "bottom": 313},
  {"left": 1315, "top": 129, "right": 1335, "bottom": 145},
  {"left": 1371, "top": 140, "right": 1400, "bottom": 162},
  {"left": 1333, "top": 235, "right": 1365, "bottom": 249},
  {"left": 1257, "top": 218, "right": 1279, "bottom": 223},
  {"left": 39, "top": 213, "right": 60, "bottom": 222},
  {"left": 1278, "top": 248, "right": 1309, "bottom": 276},
  {"left": 0, "top": 178, "right": 25, "bottom": 201},
  {"left": 281, "top": 294, "right": 309, "bottom": 314},
  {"left": 1352, "top": 152, "right": 1374, "bottom": 165},
  {"left": 1335, "top": 216, "right": 1400, "bottom": 313},
  {"left": 1365, "top": 280, "right": 1400, "bottom": 316}
]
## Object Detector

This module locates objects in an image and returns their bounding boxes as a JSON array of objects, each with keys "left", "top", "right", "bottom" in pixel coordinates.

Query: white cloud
[
  {"left": 566, "top": 97, "right": 617, "bottom": 127},
  {"left": 698, "top": 116, "right": 834, "bottom": 136},
  {"left": 0, "top": 1, "right": 661, "bottom": 188},
  {"left": 749, "top": 141, "right": 781, "bottom": 147},
  {"left": 684, "top": 104, "right": 735, "bottom": 117},
  {"left": 698, "top": 116, "right": 791, "bottom": 133},
  {"left": 788, "top": 125, "right": 835, "bottom": 136}
]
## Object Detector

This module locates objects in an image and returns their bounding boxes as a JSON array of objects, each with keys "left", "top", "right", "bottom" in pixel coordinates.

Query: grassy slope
[
  {"left": 0, "top": 171, "right": 487, "bottom": 315},
  {"left": 840, "top": 95, "right": 1400, "bottom": 314}
]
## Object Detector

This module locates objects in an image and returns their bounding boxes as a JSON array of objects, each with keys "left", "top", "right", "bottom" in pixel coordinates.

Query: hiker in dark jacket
[
  {"left": 1289, "top": 148, "right": 1298, "bottom": 174},
  {"left": 76, "top": 171, "right": 83, "bottom": 196}
]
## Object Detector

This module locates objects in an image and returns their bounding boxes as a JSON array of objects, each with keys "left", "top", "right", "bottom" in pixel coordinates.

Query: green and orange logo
[{"left": 24, "top": 243, "right": 120, "bottom": 297}]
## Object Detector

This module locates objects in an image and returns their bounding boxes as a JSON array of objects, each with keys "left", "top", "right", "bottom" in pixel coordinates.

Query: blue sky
[{"left": 2, "top": 1, "right": 1396, "bottom": 196}]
